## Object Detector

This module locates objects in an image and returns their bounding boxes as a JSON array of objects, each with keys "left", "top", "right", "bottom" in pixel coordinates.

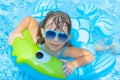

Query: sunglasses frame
[{"left": 44, "top": 30, "right": 69, "bottom": 43}]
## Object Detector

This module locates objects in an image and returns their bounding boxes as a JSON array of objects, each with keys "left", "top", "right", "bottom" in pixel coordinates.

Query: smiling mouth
[{"left": 50, "top": 43, "right": 59, "bottom": 48}]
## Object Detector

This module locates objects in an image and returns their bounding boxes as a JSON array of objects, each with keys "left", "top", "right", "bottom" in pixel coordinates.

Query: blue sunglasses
[{"left": 44, "top": 30, "right": 69, "bottom": 42}]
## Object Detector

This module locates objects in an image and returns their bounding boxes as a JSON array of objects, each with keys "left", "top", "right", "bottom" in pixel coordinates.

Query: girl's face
[{"left": 43, "top": 17, "right": 69, "bottom": 52}]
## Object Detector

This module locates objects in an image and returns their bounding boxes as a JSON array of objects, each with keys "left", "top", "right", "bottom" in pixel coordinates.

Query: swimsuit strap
[
  {"left": 39, "top": 44, "right": 42, "bottom": 48},
  {"left": 58, "top": 46, "right": 68, "bottom": 58}
]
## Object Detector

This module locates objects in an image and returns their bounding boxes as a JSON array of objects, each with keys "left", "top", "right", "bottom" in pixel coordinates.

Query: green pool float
[{"left": 11, "top": 29, "right": 65, "bottom": 79}]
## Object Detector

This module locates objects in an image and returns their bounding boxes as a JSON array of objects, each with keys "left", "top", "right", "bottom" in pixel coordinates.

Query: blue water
[{"left": 0, "top": 0, "right": 120, "bottom": 80}]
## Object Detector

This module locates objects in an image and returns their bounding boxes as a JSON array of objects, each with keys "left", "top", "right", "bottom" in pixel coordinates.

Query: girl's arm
[
  {"left": 8, "top": 16, "right": 39, "bottom": 44},
  {"left": 61, "top": 47, "right": 94, "bottom": 75},
  {"left": 65, "top": 47, "right": 94, "bottom": 66},
  {"left": 15, "top": 16, "right": 33, "bottom": 32}
]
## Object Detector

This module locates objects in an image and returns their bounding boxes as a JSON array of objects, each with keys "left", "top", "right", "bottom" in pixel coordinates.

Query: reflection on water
[{"left": 0, "top": 0, "right": 120, "bottom": 80}]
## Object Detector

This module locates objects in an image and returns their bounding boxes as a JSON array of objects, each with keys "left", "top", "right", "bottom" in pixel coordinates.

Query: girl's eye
[{"left": 35, "top": 50, "right": 51, "bottom": 63}]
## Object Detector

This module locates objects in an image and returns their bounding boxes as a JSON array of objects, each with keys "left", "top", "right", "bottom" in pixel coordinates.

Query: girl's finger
[
  {"left": 60, "top": 59, "right": 69, "bottom": 63},
  {"left": 68, "top": 69, "right": 74, "bottom": 75},
  {"left": 8, "top": 39, "right": 11, "bottom": 44},
  {"left": 64, "top": 67, "right": 69, "bottom": 75},
  {"left": 64, "top": 68, "right": 73, "bottom": 76},
  {"left": 19, "top": 33, "right": 24, "bottom": 38},
  {"left": 62, "top": 64, "right": 67, "bottom": 69}
]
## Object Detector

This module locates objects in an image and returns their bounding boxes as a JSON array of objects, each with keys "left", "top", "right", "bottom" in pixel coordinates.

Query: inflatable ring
[{"left": 10, "top": 29, "right": 116, "bottom": 80}]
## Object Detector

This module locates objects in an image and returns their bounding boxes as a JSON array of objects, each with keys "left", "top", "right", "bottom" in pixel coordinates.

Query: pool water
[{"left": 0, "top": 0, "right": 120, "bottom": 80}]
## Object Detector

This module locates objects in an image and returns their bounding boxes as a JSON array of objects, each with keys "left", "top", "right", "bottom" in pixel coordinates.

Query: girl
[{"left": 9, "top": 11, "right": 94, "bottom": 76}]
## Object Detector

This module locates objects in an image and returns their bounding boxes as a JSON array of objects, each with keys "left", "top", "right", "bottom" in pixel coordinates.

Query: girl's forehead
[
  {"left": 45, "top": 24, "right": 68, "bottom": 33},
  {"left": 44, "top": 17, "right": 54, "bottom": 28},
  {"left": 44, "top": 17, "right": 68, "bottom": 33}
]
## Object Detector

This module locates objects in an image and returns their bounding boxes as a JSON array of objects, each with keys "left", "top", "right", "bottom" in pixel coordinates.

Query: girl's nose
[{"left": 53, "top": 36, "right": 59, "bottom": 42}]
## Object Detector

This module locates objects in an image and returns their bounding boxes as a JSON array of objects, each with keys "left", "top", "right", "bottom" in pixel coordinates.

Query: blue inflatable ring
[{"left": 10, "top": 28, "right": 116, "bottom": 80}]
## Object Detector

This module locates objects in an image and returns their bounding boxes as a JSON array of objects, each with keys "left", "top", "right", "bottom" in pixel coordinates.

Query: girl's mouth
[{"left": 50, "top": 43, "right": 59, "bottom": 48}]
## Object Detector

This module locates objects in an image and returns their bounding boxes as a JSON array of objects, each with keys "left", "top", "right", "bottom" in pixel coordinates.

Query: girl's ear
[{"left": 41, "top": 28, "right": 45, "bottom": 37}]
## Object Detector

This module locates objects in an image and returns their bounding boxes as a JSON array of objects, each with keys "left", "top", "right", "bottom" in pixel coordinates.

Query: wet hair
[{"left": 36, "top": 11, "right": 72, "bottom": 46}]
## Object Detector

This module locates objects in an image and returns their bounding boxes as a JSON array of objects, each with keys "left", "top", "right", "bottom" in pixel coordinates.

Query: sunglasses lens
[
  {"left": 45, "top": 31, "right": 56, "bottom": 40},
  {"left": 58, "top": 33, "right": 68, "bottom": 42}
]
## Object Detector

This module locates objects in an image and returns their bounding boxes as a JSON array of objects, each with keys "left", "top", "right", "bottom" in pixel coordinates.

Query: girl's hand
[
  {"left": 8, "top": 30, "right": 24, "bottom": 44},
  {"left": 61, "top": 59, "right": 77, "bottom": 76}
]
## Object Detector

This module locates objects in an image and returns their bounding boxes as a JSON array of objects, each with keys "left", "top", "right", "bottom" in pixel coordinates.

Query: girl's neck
[{"left": 42, "top": 43, "right": 62, "bottom": 57}]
